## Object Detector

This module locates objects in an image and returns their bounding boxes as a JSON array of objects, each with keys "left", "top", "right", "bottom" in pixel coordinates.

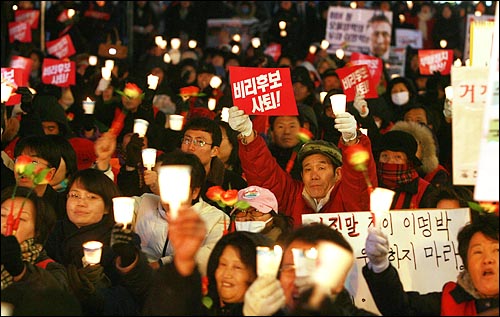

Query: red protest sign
[
  {"left": 418, "top": 49, "right": 453, "bottom": 75},
  {"left": 8, "top": 21, "right": 31, "bottom": 43},
  {"left": 350, "top": 52, "right": 383, "bottom": 86},
  {"left": 336, "top": 64, "right": 378, "bottom": 102},
  {"left": 229, "top": 66, "right": 297, "bottom": 116},
  {"left": 1, "top": 68, "right": 24, "bottom": 106},
  {"left": 41, "top": 58, "right": 76, "bottom": 87},
  {"left": 264, "top": 43, "right": 282, "bottom": 62},
  {"left": 15, "top": 10, "right": 40, "bottom": 29},
  {"left": 46, "top": 34, "right": 76, "bottom": 59},
  {"left": 9, "top": 56, "right": 32, "bottom": 87}
]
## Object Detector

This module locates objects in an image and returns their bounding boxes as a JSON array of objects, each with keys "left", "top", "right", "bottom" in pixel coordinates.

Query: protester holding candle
[
  {"left": 228, "top": 105, "right": 377, "bottom": 228},
  {"left": 44, "top": 168, "right": 150, "bottom": 315},
  {"left": 363, "top": 212, "right": 499, "bottom": 316},
  {"left": 1, "top": 186, "right": 72, "bottom": 308}
]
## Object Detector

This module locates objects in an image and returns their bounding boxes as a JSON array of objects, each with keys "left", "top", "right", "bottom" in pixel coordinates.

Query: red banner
[
  {"left": 15, "top": 9, "right": 40, "bottom": 29},
  {"left": 1, "top": 68, "right": 24, "bottom": 106},
  {"left": 418, "top": 49, "right": 453, "bottom": 75},
  {"left": 46, "top": 34, "right": 76, "bottom": 59},
  {"left": 41, "top": 58, "right": 76, "bottom": 87},
  {"left": 229, "top": 66, "right": 297, "bottom": 116},
  {"left": 336, "top": 64, "right": 378, "bottom": 102},
  {"left": 264, "top": 43, "right": 282, "bottom": 62},
  {"left": 9, "top": 56, "right": 32, "bottom": 88},
  {"left": 8, "top": 21, "right": 31, "bottom": 43},
  {"left": 349, "top": 52, "right": 383, "bottom": 87},
  {"left": 84, "top": 10, "right": 111, "bottom": 20}
]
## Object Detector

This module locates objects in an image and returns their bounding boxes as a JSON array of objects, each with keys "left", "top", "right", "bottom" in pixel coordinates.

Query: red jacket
[{"left": 239, "top": 134, "right": 378, "bottom": 228}]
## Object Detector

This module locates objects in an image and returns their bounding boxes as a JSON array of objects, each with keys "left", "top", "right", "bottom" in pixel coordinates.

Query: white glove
[
  {"left": 243, "top": 276, "right": 285, "bottom": 316},
  {"left": 335, "top": 112, "right": 357, "bottom": 142},
  {"left": 294, "top": 275, "right": 314, "bottom": 295},
  {"left": 365, "top": 227, "right": 390, "bottom": 273},
  {"left": 96, "top": 78, "right": 111, "bottom": 92},
  {"left": 353, "top": 93, "right": 369, "bottom": 118},
  {"left": 228, "top": 106, "right": 253, "bottom": 137}
]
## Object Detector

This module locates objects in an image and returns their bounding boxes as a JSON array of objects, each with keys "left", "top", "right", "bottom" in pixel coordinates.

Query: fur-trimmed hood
[{"left": 391, "top": 121, "right": 438, "bottom": 174}]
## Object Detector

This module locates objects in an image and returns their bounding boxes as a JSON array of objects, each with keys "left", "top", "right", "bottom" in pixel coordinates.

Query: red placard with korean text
[
  {"left": 46, "top": 34, "right": 76, "bottom": 59},
  {"left": 229, "top": 66, "right": 297, "bottom": 116},
  {"left": 350, "top": 52, "right": 383, "bottom": 87},
  {"left": 15, "top": 9, "right": 40, "bottom": 29},
  {"left": 8, "top": 21, "right": 31, "bottom": 43},
  {"left": 336, "top": 64, "right": 378, "bottom": 102},
  {"left": 9, "top": 56, "right": 32, "bottom": 88},
  {"left": 418, "top": 49, "right": 453, "bottom": 75},
  {"left": 1, "top": 68, "right": 24, "bottom": 106},
  {"left": 41, "top": 58, "right": 76, "bottom": 87}
]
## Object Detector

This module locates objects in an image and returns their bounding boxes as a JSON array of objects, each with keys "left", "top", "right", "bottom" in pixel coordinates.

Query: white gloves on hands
[
  {"left": 243, "top": 276, "right": 286, "bottom": 316},
  {"left": 353, "top": 93, "right": 369, "bottom": 118},
  {"left": 96, "top": 78, "right": 111, "bottom": 92},
  {"left": 228, "top": 106, "right": 253, "bottom": 137},
  {"left": 335, "top": 112, "right": 357, "bottom": 142},
  {"left": 365, "top": 227, "right": 390, "bottom": 273}
]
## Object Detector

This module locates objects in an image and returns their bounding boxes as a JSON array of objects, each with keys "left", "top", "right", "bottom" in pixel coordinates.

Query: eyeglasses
[
  {"left": 234, "top": 207, "right": 266, "bottom": 219},
  {"left": 181, "top": 137, "right": 212, "bottom": 148},
  {"left": 15, "top": 156, "right": 51, "bottom": 168},
  {"left": 67, "top": 191, "right": 102, "bottom": 202}
]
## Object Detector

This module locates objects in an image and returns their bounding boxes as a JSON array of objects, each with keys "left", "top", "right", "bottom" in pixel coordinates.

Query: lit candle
[
  {"left": 112, "top": 197, "right": 135, "bottom": 228},
  {"left": 445, "top": 86, "right": 453, "bottom": 100},
  {"left": 370, "top": 187, "right": 395, "bottom": 228},
  {"left": 148, "top": 74, "right": 159, "bottom": 90},
  {"left": 158, "top": 165, "right": 192, "bottom": 220},
  {"left": 155, "top": 35, "right": 163, "bottom": 47},
  {"left": 279, "top": 21, "right": 286, "bottom": 30},
  {"left": 142, "top": 148, "right": 157, "bottom": 170},
  {"left": 170, "top": 38, "right": 181, "bottom": 50},
  {"left": 82, "top": 241, "right": 103, "bottom": 265},
  {"left": 105, "top": 59, "right": 114, "bottom": 70},
  {"left": 88, "top": 55, "right": 98, "bottom": 66},
  {"left": 221, "top": 107, "right": 230, "bottom": 122},
  {"left": 251, "top": 37, "right": 261, "bottom": 48},
  {"left": 336, "top": 48, "right": 345, "bottom": 60},
  {"left": 330, "top": 94, "right": 347, "bottom": 115},
  {"left": 101, "top": 67, "right": 111, "bottom": 80},
  {"left": 319, "top": 91, "right": 328, "bottom": 103},
  {"left": 208, "top": 98, "right": 217, "bottom": 111},
  {"left": 209, "top": 76, "right": 222, "bottom": 89},
  {"left": 82, "top": 97, "right": 95, "bottom": 114},
  {"left": 133, "top": 119, "right": 149, "bottom": 137},
  {"left": 188, "top": 40, "right": 197, "bottom": 49},
  {"left": 320, "top": 39, "right": 330, "bottom": 50}
]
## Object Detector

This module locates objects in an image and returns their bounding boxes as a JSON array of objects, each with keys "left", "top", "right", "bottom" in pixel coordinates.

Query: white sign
[
  {"left": 395, "top": 28, "right": 423, "bottom": 49},
  {"left": 302, "top": 208, "right": 471, "bottom": 315}
]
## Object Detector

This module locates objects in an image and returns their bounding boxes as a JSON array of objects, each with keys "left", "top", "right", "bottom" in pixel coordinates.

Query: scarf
[
  {"left": 377, "top": 162, "right": 419, "bottom": 190},
  {"left": 1, "top": 238, "right": 43, "bottom": 290}
]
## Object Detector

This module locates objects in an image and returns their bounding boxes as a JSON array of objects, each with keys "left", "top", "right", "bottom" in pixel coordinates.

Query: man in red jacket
[{"left": 228, "top": 106, "right": 378, "bottom": 228}]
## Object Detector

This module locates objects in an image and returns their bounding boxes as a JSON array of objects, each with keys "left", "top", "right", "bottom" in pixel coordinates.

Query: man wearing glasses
[{"left": 180, "top": 117, "right": 247, "bottom": 212}]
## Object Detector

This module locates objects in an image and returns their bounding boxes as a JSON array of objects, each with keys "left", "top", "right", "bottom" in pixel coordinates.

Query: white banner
[{"left": 302, "top": 208, "right": 471, "bottom": 315}]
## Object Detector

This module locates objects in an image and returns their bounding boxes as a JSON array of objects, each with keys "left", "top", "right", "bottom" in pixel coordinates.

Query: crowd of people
[{"left": 1, "top": 1, "right": 499, "bottom": 316}]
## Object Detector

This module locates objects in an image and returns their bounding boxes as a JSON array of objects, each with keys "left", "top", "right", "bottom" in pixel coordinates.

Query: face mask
[
  {"left": 391, "top": 91, "right": 409, "bottom": 106},
  {"left": 235, "top": 218, "right": 271, "bottom": 233}
]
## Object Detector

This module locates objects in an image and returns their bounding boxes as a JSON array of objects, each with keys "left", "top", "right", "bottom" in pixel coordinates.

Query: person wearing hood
[
  {"left": 363, "top": 212, "right": 498, "bottom": 316},
  {"left": 375, "top": 130, "right": 439, "bottom": 209},
  {"left": 384, "top": 76, "right": 419, "bottom": 123},
  {"left": 390, "top": 120, "right": 451, "bottom": 188}
]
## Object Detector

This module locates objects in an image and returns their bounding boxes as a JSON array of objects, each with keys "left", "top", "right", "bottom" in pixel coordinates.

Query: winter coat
[{"left": 238, "top": 133, "right": 377, "bottom": 228}]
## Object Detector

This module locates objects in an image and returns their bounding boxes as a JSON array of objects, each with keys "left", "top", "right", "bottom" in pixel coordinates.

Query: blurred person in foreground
[{"left": 363, "top": 212, "right": 498, "bottom": 316}]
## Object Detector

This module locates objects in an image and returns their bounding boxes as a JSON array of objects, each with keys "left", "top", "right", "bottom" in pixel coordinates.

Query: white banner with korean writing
[{"left": 302, "top": 208, "right": 470, "bottom": 315}]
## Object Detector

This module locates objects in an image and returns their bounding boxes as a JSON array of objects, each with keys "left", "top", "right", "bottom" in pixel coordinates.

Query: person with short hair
[{"left": 367, "top": 13, "right": 392, "bottom": 61}]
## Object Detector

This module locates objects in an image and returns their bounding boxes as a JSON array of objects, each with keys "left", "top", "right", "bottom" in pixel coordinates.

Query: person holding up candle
[
  {"left": 228, "top": 105, "right": 377, "bottom": 228},
  {"left": 363, "top": 212, "right": 499, "bottom": 316},
  {"left": 375, "top": 129, "right": 439, "bottom": 209},
  {"left": 44, "top": 169, "right": 151, "bottom": 316},
  {"left": 1, "top": 186, "right": 74, "bottom": 311},
  {"left": 132, "top": 150, "right": 229, "bottom": 276}
]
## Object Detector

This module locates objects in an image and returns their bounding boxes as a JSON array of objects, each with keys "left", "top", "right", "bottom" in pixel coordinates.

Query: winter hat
[
  {"left": 238, "top": 186, "right": 278, "bottom": 214},
  {"left": 298, "top": 140, "right": 343, "bottom": 168},
  {"left": 292, "top": 66, "right": 315, "bottom": 91},
  {"left": 377, "top": 130, "right": 422, "bottom": 166},
  {"left": 68, "top": 137, "right": 97, "bottom": 170}
]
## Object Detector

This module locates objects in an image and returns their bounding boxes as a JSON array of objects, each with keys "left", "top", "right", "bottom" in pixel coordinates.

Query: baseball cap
[
  {"left": 238, "top": 186, "right": 278, "bottom": 214},
  {"left": 298, "top": 140, "right": 343, "bottom": 168}
]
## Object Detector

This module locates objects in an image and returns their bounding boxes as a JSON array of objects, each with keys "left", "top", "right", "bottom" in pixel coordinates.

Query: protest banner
[
  {"left": 302, "top": 208, "right": 471, "bottom": 315},
  {"left": 350, "top": 52, "right": 383, "bottom": 87},
  {"left": 451, "top": 66, "right": 490, "bottom": 186},
  {"left": 395, "top": 28, "right": 423, "bottom": 49},
  {"left": 9, "top": 56, "right": 32, "bottom": 90},
  {"left": 229, "top": 66, "right": 297, "bottom": 116},
  {"left": 15, "top": 9, "right": 40, "bottom": 29},
  {"left": 463, "top": 14, "right": 495, "bottom": 62},
  {"left": 336, "top": 64, "right": 378, "bottom": 102},
  {"left": 418, "top": 49, "right": 453, "bottom": 75},
  {"left": 41, "top": 58, "right": 75, "bottom": 87},
  {"left": 8, "top": 21, "right": 31, "bottom": 43},
  {"left": 46, "top": 34, "right": 76, "bottom": 60},
  {"left": 1, "top": 68, "right": 25, "bottom": 106},
  {"left": 206, "top": 18, "right": 260, "bottom": 51}
]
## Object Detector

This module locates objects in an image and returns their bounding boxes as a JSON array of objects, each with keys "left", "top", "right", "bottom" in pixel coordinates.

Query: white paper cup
[
  {"left": 370, "top": 187, "right": 395, "bottom": 228},
  {"left": 292, "top": 248, "right": 318, "bottom": 277},
  {"left": 82, "top": 99, "right": 95, "bottom": 114},
  {"left": 330, "top": 94, "right": 347, "bottom": 115},
  {"left": 142, "top": 148, "right": 157, "bottom": 169},
  {"left": 105, "top": 59, "right": 114, "bottom": 70},
  {"left": 312, "top": 241, "right": 354, "bottom": 291},
  {"left": 169, "top": 114, "right": 184, "bottom": 131},
  {"left": 257, "top": 246, "right": 282, "bottom": 277},
  {"left": 112, "top": 197, "right": 135, "bottom": 227},
  {"left": 158, "top": 165, "right": 192, "bottom": 219},
  {"left": 83, "top": 241, "right": 103, "bottom": 265},
  {"left": 134, "top": 119, "right": 149, "bottom": 137}
]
